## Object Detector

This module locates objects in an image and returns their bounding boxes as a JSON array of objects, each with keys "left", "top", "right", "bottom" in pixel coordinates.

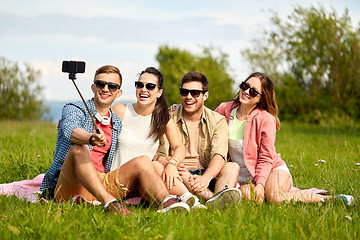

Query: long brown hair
[
  {"left": 139, "top": 67, "right": 170, "bottom": 141},
  {"left": 233, "top": 72, "right": 280, "bottom": 130}
]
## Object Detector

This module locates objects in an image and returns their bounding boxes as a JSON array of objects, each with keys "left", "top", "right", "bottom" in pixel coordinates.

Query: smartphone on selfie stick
[{"left": 62, "top": 61, "right": 101, "bottom": 135}]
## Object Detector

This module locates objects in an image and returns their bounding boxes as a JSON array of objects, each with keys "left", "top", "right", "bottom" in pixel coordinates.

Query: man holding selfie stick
[{"left": 40, "top": 63, "right": 189, "bottom": 215}]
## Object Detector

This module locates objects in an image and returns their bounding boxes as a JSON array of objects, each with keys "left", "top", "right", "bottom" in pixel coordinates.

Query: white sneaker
[
  {"left": 206, "top": 187, "right": 242, "bottom": 208},
  {"left": 157, "top": 197, "right": 190, "bottom": 213},
  {"left": 179, "top": 192, "right": 196, "bottom": 207},
  {"left": 179, "top": 192, "right": 207, "bottom": 209},
  {"left": 192, "top": 200, "right": 207, "bottom": 209},
  {"left": 335, "top": 194, "right": 354, "bottom": 206}
]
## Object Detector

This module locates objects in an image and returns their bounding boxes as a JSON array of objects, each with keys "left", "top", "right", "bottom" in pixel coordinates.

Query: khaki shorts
[{"left": 54, "top": 167, "right": 129, "bottom": 202}]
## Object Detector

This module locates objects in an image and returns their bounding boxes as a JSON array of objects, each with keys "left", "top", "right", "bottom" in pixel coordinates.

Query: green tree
[
  {"left": 0, "top": 57, "right": 48, "bottom": 120},
  {"left": 156, "top": 45, "right": 235, "bottom": 110},
  {"left": 242, "top": 5, "right": 360, "bottom": 123}
]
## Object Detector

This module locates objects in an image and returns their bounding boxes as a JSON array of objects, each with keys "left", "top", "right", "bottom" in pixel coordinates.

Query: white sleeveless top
[{"left": 110, "top": 103, "right": 159, "bottom": 170}]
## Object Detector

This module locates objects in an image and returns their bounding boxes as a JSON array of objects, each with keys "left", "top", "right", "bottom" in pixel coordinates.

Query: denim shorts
[{"left": 188, "top": 169, "right": 216, "bottom": 192}]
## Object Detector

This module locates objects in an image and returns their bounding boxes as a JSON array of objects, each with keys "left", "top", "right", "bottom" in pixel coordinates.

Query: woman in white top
[{"left": 112, "top": 67, "right": 201, "bottom": 207}]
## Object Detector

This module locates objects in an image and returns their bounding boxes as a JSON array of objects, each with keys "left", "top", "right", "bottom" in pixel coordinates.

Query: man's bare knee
[
  {"left": 65, "top": 144, "right": 90, "bottom": 166},
  {"left": 219, "top": 162, "right": 240, "bottom": 177},
  {"left": 69, "top": 144, "right": 89, "bottom": 157}
]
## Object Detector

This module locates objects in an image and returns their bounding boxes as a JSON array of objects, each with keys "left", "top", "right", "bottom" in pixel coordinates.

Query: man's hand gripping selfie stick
[{"left": 62, "top": 61, "right": 101, "bottom": 135}]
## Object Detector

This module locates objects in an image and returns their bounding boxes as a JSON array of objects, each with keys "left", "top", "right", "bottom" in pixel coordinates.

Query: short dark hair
[{"left": 181, "top": 72, "right": 209, "bottom": 91}]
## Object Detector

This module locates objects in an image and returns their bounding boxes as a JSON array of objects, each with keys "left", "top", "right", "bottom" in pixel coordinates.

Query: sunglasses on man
[
  {"left": 135, "top": 81, "right": 158, "bottom": 91},
  {"left": 240, "top": 81, "right": 262, "bottom": 97},
  {"left": 179, "top": 88, "right": 207, "bottom": 98},
  {"left": 94, "top": 80, "right": 120, "bottom": 92}
]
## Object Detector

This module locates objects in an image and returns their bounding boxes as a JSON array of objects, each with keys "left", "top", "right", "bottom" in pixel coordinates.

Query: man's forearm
[
  {"left": 202, "top": 154, "right": 225, "bottom": 180},
  {"left": 71, "top": 127, "right": 93, "bottom": 145}
]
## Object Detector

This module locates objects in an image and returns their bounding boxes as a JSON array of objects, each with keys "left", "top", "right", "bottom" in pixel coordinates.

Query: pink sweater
[{"left": 215, "top": 101, "right": 285, "bottom": 187}]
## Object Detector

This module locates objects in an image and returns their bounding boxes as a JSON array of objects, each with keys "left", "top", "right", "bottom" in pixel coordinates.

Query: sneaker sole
[
  {"left": 206, "top": 188, "right": 242, "bottom": 208},
  {"left": 182, "top": 194, "right": 196, "bottom": 207},
  {"left": 192, "top": 203, "right": 207, "bottom": 210},
  {"left": 157, "top": 202, "right": 190, "bottom": 213}
]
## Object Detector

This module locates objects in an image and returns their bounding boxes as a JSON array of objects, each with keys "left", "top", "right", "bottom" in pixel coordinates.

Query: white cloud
[{"left": 1, "top": 0, "right": 359, "bottom": 102}]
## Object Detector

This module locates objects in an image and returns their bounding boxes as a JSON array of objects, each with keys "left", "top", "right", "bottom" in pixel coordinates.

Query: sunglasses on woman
[
  {"left": 135, "top": 81, "right": 158, "bottom": 91},
  {"left": 94, "top": 80, "right": 120, "bottom": 92},
  {"left": 179, "top": 88, "right": 207, "bottom": 98},
  {"left": 240, "top": 81, "right": 261, "bottom": 97}
]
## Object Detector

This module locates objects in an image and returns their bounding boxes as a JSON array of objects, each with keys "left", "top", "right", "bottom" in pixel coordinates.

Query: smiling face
[
  {"left": 239, "top": 76, "right": 262, "bottom": 108},
  {"left": 181, "top": 81, "right": 208, "bottom": 117},
  {"left": 136, "top": 72, "right": 163, "bottom": 106},
  {"left": 91, "top": 72, "right": 122, "bottom": 109}
]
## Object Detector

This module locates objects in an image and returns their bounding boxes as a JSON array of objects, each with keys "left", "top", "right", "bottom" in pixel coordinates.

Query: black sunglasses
[
  {"left": 240, "top": 81, "right": 261, "bottom": 97},
  {"left": 135, "top": 81, "right": 158, "bottom": 91},
  {"left": 179, "top": 88, "right": 207, "bottom": 98},
  {"left": 94, "top": 80, "right": 120, "bottom": 92}
]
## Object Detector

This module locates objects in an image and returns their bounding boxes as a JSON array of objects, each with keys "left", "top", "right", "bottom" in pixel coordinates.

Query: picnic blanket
[{"left": 0, "top": 174, "right": 141, "bottom": 205}]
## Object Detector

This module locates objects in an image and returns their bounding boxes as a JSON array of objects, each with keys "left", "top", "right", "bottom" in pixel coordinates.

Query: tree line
[
  {"left": 0, "top": 58, "right": 48, "bottom": 120},
  {"left": 1, "top": 5, "right": 359, "bottom": 124},
  {"left": 242, "top": 5, "right": 360, "bottom": 124}
]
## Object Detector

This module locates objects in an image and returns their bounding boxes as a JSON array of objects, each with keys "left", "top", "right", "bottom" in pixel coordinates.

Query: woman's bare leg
[
  {"left": 265, "top": 169, "right": 327, "bottom": 204},
  {"left": 151, "top": 161, "right": 189, "bottom": 196}
]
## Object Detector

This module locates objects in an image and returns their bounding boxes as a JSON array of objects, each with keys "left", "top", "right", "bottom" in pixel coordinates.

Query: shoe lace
[{"left": 176, "top": 195, "right": 182, "bottom": 202}]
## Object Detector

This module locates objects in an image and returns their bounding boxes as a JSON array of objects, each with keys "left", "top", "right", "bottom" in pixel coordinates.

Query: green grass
[{"left": 0, "top": 121, "right": 359, "bottom": 239}]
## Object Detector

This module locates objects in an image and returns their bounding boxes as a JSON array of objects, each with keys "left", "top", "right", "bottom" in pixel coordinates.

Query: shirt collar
[{"left": 177, "top": 105, "right": 206, "bottom": 124}]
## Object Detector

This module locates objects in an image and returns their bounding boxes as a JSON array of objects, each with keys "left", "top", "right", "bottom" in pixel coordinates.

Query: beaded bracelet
[
  {"left": 168, "top": 159, "right": 178, "bottom": 167},
  {"left": 170, "top": 156, "right": 180, "bottom": 165}
]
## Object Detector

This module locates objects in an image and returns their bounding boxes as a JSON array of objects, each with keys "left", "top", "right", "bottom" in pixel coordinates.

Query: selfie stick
[{"left": 68, "top": 72, "right": 101, "bottom": 135}]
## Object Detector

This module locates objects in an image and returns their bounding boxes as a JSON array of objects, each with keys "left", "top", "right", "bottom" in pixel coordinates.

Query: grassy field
[{"left": 0, "top": 121, "right": 359, "bottom": 239}]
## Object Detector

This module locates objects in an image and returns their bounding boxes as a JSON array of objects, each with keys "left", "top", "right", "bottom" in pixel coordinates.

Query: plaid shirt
[{"left": 40, "top": 98, "right": 122, "bottom": 194}]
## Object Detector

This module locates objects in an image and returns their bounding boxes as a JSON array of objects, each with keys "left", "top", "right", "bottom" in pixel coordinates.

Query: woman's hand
[
  {"left": 156, "top": 156, "right": 170, "bottom": 166},
  {"left": 162, "top": 163, "right": 182, "bottom": 190},
  {"left": 254, "top": 184, "right": 265, "bottom": 203},
  {"left": 177, "top": 163, "right": 187, "bottom": 176},
  {"left": 168, "top": 104, "right": 179, "bottom": 112}
]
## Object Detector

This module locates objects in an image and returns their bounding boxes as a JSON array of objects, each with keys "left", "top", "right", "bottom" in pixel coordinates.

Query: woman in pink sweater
[{"left": 215, "top": 72, "right": 331, "bottom": 204}]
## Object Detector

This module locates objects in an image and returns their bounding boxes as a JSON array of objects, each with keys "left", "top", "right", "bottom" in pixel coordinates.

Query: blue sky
[{"left": 1, "top": 0, "right": 359, "bottom": 102}]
